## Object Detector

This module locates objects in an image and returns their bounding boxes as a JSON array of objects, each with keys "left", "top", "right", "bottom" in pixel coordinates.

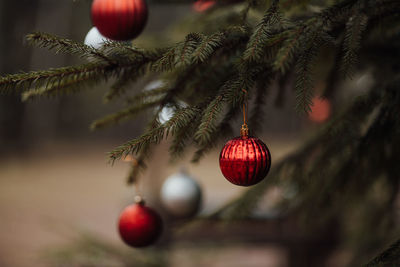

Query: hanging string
[
  {"left": 124, "top": 155, "right": 144, "bottom": 204},
  {"left": 241, "top": 88, "right": 249, "bottom": 138}
]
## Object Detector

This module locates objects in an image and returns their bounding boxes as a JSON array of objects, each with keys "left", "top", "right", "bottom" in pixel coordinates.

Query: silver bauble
[{"left": 160, "top": 171, "right": 202, "bottom": 218}]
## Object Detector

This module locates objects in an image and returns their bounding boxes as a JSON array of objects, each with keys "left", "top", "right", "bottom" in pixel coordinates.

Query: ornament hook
[{"left": 123, "top": 155, "right": 143, "bottom": 200}]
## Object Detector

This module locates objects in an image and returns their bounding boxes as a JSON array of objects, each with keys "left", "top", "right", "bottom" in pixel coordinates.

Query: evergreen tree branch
[
  {"left": 364, "top": 238, "right": 400, "bottom": 267},
  {"left": 272, "top": 25, "right": 306, "bottom": 73},
  {"left": 0, "top": 63, "right": 114, "bottom": 97},
  {"left": 193, "top": 93, "right": 227, "bottom": 146},
  {"left": 125, "top": 86, "right": 168, "bottom": 105},
  {"left": 26, "top": 32, "right": 116, "bottom": 65},
  {"left": 294, "top": 38, "right": 320, "bottom": 113},
  {"left": 177, "top": 33, "right": 203, "bottom": 67},
  {"left": 243, "top": 0, "right": 281, "bottom": 63},
  {"left": 340, "top": 11, "right": 368, "bottom": 78},
  {"left": 249, "top": 70, "right": 273, "bottom": 133},
  {"left": 90, "top": 100, "right": 161, "bottom": 130},
  {"left": 108, "top": 106, "right": 200, "bottom": 162},
  {"left": 191, "top": 105, "right": 237, "bottom": 163},
  {"left": 192, "top": 32, "right": 225, "bottom": 64}
]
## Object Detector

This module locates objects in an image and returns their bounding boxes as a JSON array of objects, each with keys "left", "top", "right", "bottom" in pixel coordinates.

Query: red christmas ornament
[
  {"left": 193, "top": 0, "right": 216, "bottom": 12},
  {"left": 91, "top": 0, "right": 148, "bottom": 41},
  {"left": 219, "top": 126, "right": 271, "bottom": 186},
  {"left": 118, "top": 199, "right": 162, "bottom": 247},
  {"left": 308, "top": 96, "right": 331, "bottom": 123}
]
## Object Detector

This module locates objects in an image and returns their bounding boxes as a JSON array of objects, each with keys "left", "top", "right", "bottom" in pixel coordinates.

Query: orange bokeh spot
[
  {"left": 193, "top": 0, "right": 216, "bottom": 12},
  {"left": 308, "top": 97, "right": 332, "bottom": 123}
]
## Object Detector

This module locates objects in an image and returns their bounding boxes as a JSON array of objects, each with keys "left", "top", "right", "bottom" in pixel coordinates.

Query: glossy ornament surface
[
  {"left": 91, "top": 0, "right": 148, "bottom": 41},
  {"left": 161, "top": 171, "right": 202, "bottom": 218},
  {"left": 219, "top": 136, "right": 271, "bottom": 186},
  {"left": 118, "top": 202, "right": 162, "bottom": 247}
]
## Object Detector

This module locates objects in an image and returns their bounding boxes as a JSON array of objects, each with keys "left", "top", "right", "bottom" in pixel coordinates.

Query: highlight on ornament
[
  {"left": 91, "top": 0, "right": 148, "bottom": 41},
  {"left": 118, "top": 196, "right": 163, "bottom": 248}
]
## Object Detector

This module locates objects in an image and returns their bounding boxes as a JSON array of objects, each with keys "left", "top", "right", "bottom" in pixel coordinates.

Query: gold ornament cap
[
  {"left": 240, "top": 124, "right": 249, "bottom": 138},
  {"left": 134, "top": 195, "right": 145, "bottom": 205}
]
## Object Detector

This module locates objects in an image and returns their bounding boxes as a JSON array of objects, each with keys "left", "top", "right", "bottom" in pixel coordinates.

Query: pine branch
[
  {"left": 101, "top": 41, "right": 149, "bottom": 59},
  {"left": 125, "top": 86, "right": 168, "bottom": 105},
  {"left": 176, "top": 33, "right": 203, "bottom": 67},
  {"left": 152, "top": 46, "right": 178, "bottom": 72},
  {"left": 108, "top": 106, "right": 200, "bottom": 162},
  {"left": 340, "top": 12, "right": 368, "bottom": 78},
  {"left": 364, "top": 239, "right": 400, "bottom": 267},
  {"left": 26, "top": 32, "right": 116, "bottom": 64},
  {"left": 193, "top": 93, "right": 226, "bottom": 146},
  {"left": 193, "top": 62, "right": 261, "bottom": 146},
  {"left": 103, "top": 66, "right": 148, "bottom": 102},
  {"left": 109, "top": 126, "right": 164, "bottom": 163},
  {"left": 101, "top": 47, "right": 165, "bottom": 102},
  {"left": 294, "top": 41, "right": 319, "bottom": 113},
  {"left": 249, "top": 70, "right": 273, "bottom": 133},
  {"left": 192, "top": 32, "right": 225, "bottom": 64},
  {"left": 0, "top": 62, "right": 114, "bottom": 97},
  {"left": 242, "top": 0, "right": 281, "bottom": 63},
  {"left": 318, "top": 0, "right": 358, "bottom": 26},
  {"left": 272, "top": 25, "right": 305, "bottom": 73},
  {"left": 169, "top": 117, "right": 201, "bottom": 160},
  {"left": 90, "top": 100, "right": 161, "bottom": 130},
  {"left": 292, "top": 17, "right": 333, "bottom": 113},
  {"left": 191, "top": 104, "right": 237, "bottom": 163}
]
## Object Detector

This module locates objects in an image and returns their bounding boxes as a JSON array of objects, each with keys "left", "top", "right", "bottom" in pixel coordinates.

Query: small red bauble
[
  {"left": 219, "top": 135, "right": 271, "bottom": 186},
  {"left": 193, "top": 0, "right": 216, "bottom": 12},
  {"left": 308, "top": 97, "right": 331, "bottom": 123},
  {"left": 118, "top": 202, "right": 162, "bottom": 247},
  {"left": 91, "top": 0, "right": 148, "bottom": 41}
]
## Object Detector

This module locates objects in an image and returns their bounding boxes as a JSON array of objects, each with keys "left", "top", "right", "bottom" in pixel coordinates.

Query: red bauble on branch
[
  {"left": 118, "top": 199, "right": 162, "bottom": 247},
  {"left": 308, "top": 96, "right": 332, "bottom": 123},
  {"left": 91, "top": 0, "right": 148, "bottom": 41},
  {"left": 219, "top": 126, "right": 271, "bottom": 186},
  {"left": 193, "top": 0, "right": 216, "bottom": 12}
]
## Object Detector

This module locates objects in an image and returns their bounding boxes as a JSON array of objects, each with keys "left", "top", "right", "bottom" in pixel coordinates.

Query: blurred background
[{"left": 0, "top": 1, "right": 383, "bottom": 267}]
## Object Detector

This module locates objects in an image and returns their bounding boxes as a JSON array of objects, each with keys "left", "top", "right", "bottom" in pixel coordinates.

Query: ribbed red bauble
[
  {"left": 219, "top": 126, "right": 271, "bottom": 186},
  {"left": 118, "top": 200, "right": 162, "bottom": 247},
  {"left": 91, "top": 0, "right": 148, "bottom": 41}
]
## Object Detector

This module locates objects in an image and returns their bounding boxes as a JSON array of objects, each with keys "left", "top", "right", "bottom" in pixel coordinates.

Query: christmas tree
[{"left": 1, "top": 0, "right": 400, "bottom": 266}]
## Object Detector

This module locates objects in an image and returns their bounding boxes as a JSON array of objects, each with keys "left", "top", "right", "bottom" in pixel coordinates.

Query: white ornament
[
  {"left": 144, "top": 80, "right": 165, "bottom": 91},
  {"left": 84, "top": 27, "right": 109, "bottom": 49},
  {"left": 161, "top": 171, "right": 202, "bottom": 218},
  {"left": 143, "top": 80, "right": 188, "bottom": 124},
  {"left": 159, "top": 106, "right": 175, "bottom": 124}
]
